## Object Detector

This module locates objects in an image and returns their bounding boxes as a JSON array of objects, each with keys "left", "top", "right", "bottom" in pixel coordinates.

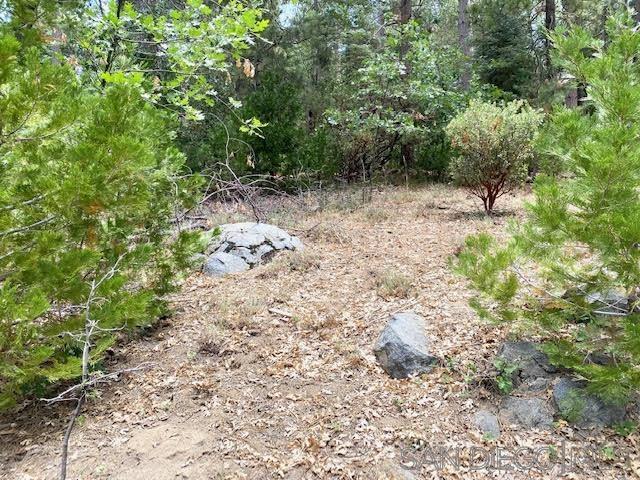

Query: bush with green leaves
[
  {"left": 453, "top": 12, "right": 640, "bottom": 405},
  {"left": 446, "top": 99, "right": 542, "bottom": 213},
  {"left": 0, "top": 0, "right": 266, "bottom": 408}
]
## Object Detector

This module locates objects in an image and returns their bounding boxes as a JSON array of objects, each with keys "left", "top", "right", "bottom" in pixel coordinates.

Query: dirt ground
[{"left": 1, "top": 185, "right": 638, "bottom": 480}]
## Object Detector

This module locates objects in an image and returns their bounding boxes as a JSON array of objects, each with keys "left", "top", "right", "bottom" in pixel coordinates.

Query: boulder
[
  {"left": 202, "top": 252, "right": 250, "bottom": 277},
  {"left": 377, "top": 462, "right": 418, "bottom": 480},
  {"left": 474, "top": 409, "right": 501, "bottom": 439},
  {"left": 553, "top": 377, "right": 626, "bottom": 427},
  {"left": 496, "top": 341, "right": 558, "bottom": 391},
  {"left": 499, "top": 397, "right": 554, "bottom": 429},
  {"left": 374, "top": 312, "right": 437, "bottom": 379},
  {"left": 202, "top": 223, "right": 302, "bottom": 277},
  {"left": 492, "top": 341, "right": 629, "bottom": 430}
]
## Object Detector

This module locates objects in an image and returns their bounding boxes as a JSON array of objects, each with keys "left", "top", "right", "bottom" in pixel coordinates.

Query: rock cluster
[
  {"left": 202, "top": 223, "right": 302, "bottom": 277},
  {"left": 475, "top": 341, "right": 628, "bottom": 434}
]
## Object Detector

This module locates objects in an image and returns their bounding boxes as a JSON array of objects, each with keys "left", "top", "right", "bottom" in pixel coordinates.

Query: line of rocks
[{"left": 373, "top": 314, "right": 632, "bottom": 439}]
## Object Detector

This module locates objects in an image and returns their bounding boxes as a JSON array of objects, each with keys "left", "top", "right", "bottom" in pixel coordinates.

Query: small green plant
[
  {"left": 601, "top": 446, "right": 616, "bottom": 461},
  {"left": 613, "top": 420, "right": 637, "bottom": 437},
  {"left": 547, "top": 445, "right": 559, "bottom": 461},
  {"left": 493, "top": 358, "right": 518, "bottom": 394},
  {"left": 483, "top": 432, "right": 498, "bottom": 442},
  {"left": 393, "top": 397, "right": 405, "bottom": 412},
  {"left": 557, "top": 391, "right": 586, "bottom": 424}
]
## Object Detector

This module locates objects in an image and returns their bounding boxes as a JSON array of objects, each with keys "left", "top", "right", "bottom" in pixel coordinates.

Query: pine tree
[
  {"left": 0, "top": 0, "right": 267, "bottom": 408},
  {"left": 454, "top": 11, "right": 640, "bottom": 404}
]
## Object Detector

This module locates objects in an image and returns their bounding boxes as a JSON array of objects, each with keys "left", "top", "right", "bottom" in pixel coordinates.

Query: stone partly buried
[
  {"left": 201, "top": 222, "right": 303, "bottom": 277},
  {"left": 374, "top": 312, "right": 439, "bottom": 379},
  {"left": 473, "top": 341, "right": 630, "bottom": 438}
]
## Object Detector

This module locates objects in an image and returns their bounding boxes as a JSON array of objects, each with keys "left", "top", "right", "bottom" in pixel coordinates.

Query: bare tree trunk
[
  {"left": 307, "top": 0, "right": 320, "bottom": 132},
  {"left": 398, "top": 0, "right": 412, "bottom": 64},
  {"left": 565, "top": 88, "right": 578, "bottom": 108},
  {"left": 377, "top": 0, "right": 386, "bottom": 41},
  {"left": 635, "top": 0, "right": 640, "bottom": 24},
  {"left": 458, "top": 0, "right": 471, "bottom": 90},
  {"left": 544, "top": 0, "right": 556, "bottom": 78},
  {"left": 563, "top": 0, "right": 579, "bottom": 107}
]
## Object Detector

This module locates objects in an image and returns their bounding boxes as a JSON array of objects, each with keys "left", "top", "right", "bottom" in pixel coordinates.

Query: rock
[
  {"left": 377, "top": 462, "right": 417, "bottom": 480},
  {"left": 374, "top": 312, "right": 437, "bottom": 379},
  {"left": 202, "top": 223, "right": 302, "bottom": 277},
  {"left": 586, "top": 290, "right": 629, "bottom": 317},
  {"left": 202, "top": 252, "right": 249, "bottom": 277},
  {"left": 553, "top": 377, "right": 626, "bottom": 427},
  {"left": 499, "top": 397, "right": 554, "bottom": 429},
  {"left": 497, "top": 341, "right": 558, "bottom": 390},
  {"left": 474, "top": 409, "right": 501, "bottom": 439}
]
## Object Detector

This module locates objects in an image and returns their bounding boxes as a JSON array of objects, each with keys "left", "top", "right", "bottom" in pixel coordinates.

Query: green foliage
[
  {"left": 493, "top": 357, "right": 518, "bottom": 394},
  {"left": 556, "top": 389, "right": 586, "bottom": 423},
  {"left": 470, "top": 0, "right": 537, "bottom": 98},
  {"left": 453, "top": 12, "right": 640, "bottom": 405},
  {"left": 446, "top": 99, "right": 542, "bottom": 213},
  {"left": 236, "top": 70, "right": 338, "bottom": 181},
  {"left": 613, "top": 420, "right": 637, "bottom": 437},
  {"left": 0, "top": 0, "right": 265, "bottom": 408},
  {"left": 327, "top": 17, "right": 467, "bottom": 179}
]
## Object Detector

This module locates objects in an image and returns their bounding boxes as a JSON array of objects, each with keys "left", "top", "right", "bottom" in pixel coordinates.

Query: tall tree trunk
[
  {"left": 307, "top": 0, "right": 320, "bottom": 132},
  {"left": 398, "top": 0, "right": 414, "bottom": 169},
  {"left": 563, "top": 0, "right": 579, "bottom": 107},
  {"left": 398, "top": 0, "right": 412, "bottom": 64},
  {"left": 635, "top": 0, "right": 640, "bottom": 24},
  {"left": 458, "top": 0, "right": 471, "bottom": 90},
  {"left": 376, "top": 0, "right": 386, "bottom": 42},
  {"left": 544, "top": 0, "right": 555, "bottom": 78}
]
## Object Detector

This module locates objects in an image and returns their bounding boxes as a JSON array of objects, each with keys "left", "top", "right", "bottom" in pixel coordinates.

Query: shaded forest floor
[{"left": 2, "top": 185, "right": 638, "bottom": 479}]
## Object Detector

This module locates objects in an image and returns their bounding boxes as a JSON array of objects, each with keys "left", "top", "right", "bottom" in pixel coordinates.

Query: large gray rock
[
  {"left": 203, "top": 251, "right": 250, "bottom": 277},
  {"left": 499, "top": 397, "right": 554, "bottom": 429},
  {"left": 553, "top": 377, "right": 626, "bottom": 427},
  {"left": 474, "top": 409, "right": 501, "bottom": 439},
  {"left": 374, "top": 312, "right": 437, "bottom": 379},
  {"left": 498, "top": 341, "right": 557, "bottom": 379},
  {"left": 202, "top": 223, "right": 302, "bottom": 277}
]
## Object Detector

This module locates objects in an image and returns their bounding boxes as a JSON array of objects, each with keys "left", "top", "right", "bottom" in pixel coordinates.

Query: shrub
[
  {"left": 453, "top": 12, "right": 640, "bottom": 405},
  {"left": 446, "top": 99, "right": 543, "bottom": 213}
]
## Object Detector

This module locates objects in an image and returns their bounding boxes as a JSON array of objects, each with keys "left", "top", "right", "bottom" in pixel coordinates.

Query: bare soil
[{"left": 1, "top": 186, "right": 638, "bottom": 480}]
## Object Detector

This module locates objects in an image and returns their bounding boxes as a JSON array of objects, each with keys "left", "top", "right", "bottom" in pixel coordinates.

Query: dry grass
[
  {"left": 258, "top": 249, "right": 321, "bottom": 278},
  {"left": 304, "top": 222, "right": 352, "bottom": 245},
  {"left": 361, "top": 206, "right": 391, "bottom": 223},
  {"left": 214, "top": 294, "right": 267, "bottom": 330},
  {"left": 4, "top": 185, "right": 633, "bottom": 480},
  {"left": 373, "top": 268, "right": 414, "bottom": 299}
]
